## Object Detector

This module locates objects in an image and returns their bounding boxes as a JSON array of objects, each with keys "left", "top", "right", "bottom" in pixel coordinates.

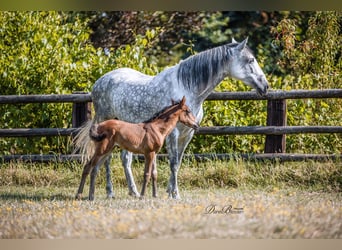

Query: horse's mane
[
  {"left": 176, "top": 42, "right": 253, "bottom": 92},
  {"left": 143, "top": 101, "right": 181, "bottom": 123}
]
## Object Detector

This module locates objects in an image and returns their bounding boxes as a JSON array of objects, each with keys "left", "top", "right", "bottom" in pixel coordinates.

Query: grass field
[{"left": 0, "top": 158, "right": 341, "bottom": 238}]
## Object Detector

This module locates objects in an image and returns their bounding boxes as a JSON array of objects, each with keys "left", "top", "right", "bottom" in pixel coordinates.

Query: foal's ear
[
  {"left": 171, "top": 98, "right": 176, "bottom": 105},
  {"left": 180, "top": 96, "right": 186, "bottom": 105}
]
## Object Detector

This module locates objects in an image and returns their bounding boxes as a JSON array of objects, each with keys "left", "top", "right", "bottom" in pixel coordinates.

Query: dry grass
[{"left": 0, "top": 159, "right": 341, "bottom": 238}]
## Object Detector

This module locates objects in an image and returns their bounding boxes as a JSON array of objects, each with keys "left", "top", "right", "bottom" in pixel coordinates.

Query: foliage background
[{"left": 0, "top": 11, "right": 341, "bottom": 155}]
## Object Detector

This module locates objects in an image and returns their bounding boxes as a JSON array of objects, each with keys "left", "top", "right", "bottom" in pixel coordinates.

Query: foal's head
[{"left": 171, "top": 96, "right": 199, "bottom": 130}]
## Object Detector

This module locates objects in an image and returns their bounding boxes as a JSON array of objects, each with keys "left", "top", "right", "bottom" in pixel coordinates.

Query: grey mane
[{"left": 176, "top": 42, "right": 253, "bottom": 92}]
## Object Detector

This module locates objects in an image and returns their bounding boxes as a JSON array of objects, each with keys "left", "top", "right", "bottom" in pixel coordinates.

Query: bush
[{"left": 0, "top": 11, "right": 159, "bottom": 154}]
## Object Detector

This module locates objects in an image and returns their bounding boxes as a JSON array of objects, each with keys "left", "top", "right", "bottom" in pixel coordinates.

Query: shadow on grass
[{"left": 0, "top": 192, "right": 75, "bottom": 202}]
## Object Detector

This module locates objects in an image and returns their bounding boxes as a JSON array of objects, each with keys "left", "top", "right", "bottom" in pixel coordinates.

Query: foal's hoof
[{"left": 75, "top": 194, "right": 82, "bottom": 200}]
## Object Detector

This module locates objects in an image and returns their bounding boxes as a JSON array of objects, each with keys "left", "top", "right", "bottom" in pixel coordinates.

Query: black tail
[{"left": 89, "top": 124, "right": 106, "bottom": 142}]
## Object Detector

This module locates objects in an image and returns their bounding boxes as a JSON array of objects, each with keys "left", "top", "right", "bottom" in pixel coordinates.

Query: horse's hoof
[
  {"left": 107, "top": 193, "right": 115, "bottom": 199},
  {"left": 168, "top": 191, "right": 181, "bottom": 200},
  {"left": 75, "top": 194, "right": 82, "bottom": 200},
  {"left": 129, "top": 190, "right": 140, "bottom": 198}
]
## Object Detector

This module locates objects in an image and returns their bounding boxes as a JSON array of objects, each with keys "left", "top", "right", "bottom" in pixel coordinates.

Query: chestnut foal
[{"left": 75, "top": 96, "right": 199, "bottom": 200}]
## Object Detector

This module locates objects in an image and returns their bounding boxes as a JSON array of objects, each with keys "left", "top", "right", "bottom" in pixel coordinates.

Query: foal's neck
[{"left": 149, "top": 111, "right": 180, "bottom": 137}]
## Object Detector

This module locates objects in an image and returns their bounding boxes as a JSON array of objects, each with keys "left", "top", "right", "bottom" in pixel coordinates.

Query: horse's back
[
  {"left": 94, "top": 68, "right": 153, "bottom": 90},
  {"left": 91, "top": 66, "right": 176, "bottom": 122}
]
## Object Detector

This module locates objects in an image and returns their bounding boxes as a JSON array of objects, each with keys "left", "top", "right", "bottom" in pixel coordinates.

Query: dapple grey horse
[{"left": 75, "top": 38, "right": 269, "bottom": 199}]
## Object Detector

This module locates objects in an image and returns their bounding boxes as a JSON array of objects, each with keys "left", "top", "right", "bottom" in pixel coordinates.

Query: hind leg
[
  {"left": 76, "top": 154, "right": 104, "bottom": 200},
  {"left": 121, "top": 150, "right": 140, "bottom": 197},
  {"left": 89, "top": 155, "right": 109, "bottom": 201},
  {"left": 103, "top": 154, "right": 114, "bottom": 198},
  {"left": 76, "top": 161, "right": 93, "bottom": 200}
]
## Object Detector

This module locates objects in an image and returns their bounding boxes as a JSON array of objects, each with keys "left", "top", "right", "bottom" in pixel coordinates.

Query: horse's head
[
  {"left": 228, "top": 37, "right": 269, "bottom": 96},
  {"left": 173, "top": 96, "right": 199, "bottom": 130}
]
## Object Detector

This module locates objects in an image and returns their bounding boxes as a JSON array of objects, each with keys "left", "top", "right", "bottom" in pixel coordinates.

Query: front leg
[
  {"left": 165, "top": 129, "right": 181, "bottom": 199},
  {"left": 166, "top": 127, "right": 195, "bottom": 199},
  {"left": 151, "top": 155, "right": 158, "bottom": 198},
  {"left": 140, "top": 152, "right": 155, "bottom": 198}
]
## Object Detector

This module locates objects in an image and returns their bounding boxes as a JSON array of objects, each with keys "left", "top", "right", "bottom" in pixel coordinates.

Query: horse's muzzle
[
  {"left": 256, "top": 77, "right": 269, "bottom": 97},
  {"left": 257, "top": 85, "right": 269, "bottom": 96},
  {"left": 191, "top": 123, "right": 200, "bottom": 131}
]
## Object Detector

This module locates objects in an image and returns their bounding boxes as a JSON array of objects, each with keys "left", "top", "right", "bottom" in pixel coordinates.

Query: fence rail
[
  {"left": 1, "top": 126, "right": 342, "bottom": 137},
  {"left": 1, "top": 89, "right": 342, "bottom": 104},
  {"left": 1, "top": 153, "right": 341, "bottom": 163},
  {"left": 1, "top": 89, "right": 341, "bottom": 162}
]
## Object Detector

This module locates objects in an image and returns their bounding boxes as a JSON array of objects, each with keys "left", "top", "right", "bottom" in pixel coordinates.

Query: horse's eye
[{"left": 248, "top": 58, "right": 254, "bottom": 64}]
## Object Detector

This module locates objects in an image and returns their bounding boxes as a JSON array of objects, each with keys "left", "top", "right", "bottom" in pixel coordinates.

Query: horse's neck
[{"left": 177, "top": 45, "right": 230, "bottom": 101}]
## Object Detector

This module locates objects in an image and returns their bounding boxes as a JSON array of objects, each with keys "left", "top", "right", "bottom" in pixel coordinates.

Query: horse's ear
[
  {"left": 236, "top": 37, "right": 248, "bottom": 51},
  {"left": 180, "top": 96, "right": 186, "bottom": 105},
  {"left": 232, "top": 37, "right": 238, "bottom": 43},
  {"left": 171, "top": 98, "right": 176, "bottom": 105}
]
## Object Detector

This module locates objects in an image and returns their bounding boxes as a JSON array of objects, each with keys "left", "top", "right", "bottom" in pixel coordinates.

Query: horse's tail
[{"left": 72, "top": 120, "right": 95, "bottom": 165}]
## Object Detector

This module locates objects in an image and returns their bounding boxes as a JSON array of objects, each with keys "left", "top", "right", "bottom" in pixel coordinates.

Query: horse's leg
[
  {"left": 140, "top": 152, "right": 155, "bottom": 198},
  {"left": 165, "top": 129, "right": 180, "bottom": 199},
  {"left": 121, "top": 150, "right": 140, "bottom": 197},
  {"left": 104, "top": 154, "right": 114, "bottom": 199},
  {"left": 151, "top": 155, "right": 157, "bottom": 198},
  {"left": 166, "top": 129, "right": 195, "bottom": 199}
]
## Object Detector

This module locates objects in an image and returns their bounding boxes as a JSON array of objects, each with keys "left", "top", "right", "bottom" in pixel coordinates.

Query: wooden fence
[{"left": 1, "top": 89, "right": 342, "bottom": 162}]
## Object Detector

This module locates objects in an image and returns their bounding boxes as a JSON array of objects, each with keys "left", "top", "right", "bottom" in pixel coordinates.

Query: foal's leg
[
  {"left": 121, "top": 150, "right": 140, "bottom": 197},
  {"left": 76, "top": 160, "right": 95, "bottom": 200},
  {"left": 88, "top": 155, "right": 108, "bottom": 201},
  {"left": 140, "top": 152, "right": 155, "bottom": 198}
]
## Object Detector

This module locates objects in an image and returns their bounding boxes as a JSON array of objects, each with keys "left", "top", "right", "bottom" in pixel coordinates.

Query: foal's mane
[{"left": 143, "top": 101, "right": 181, "bottom": 123}]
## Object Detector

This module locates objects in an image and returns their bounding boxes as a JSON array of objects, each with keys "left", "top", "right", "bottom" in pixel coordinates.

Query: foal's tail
[
  {"left": 89, "top": 123, "right": 106, "bottom": 142},
  {"left": 72, "top": 120, "right": 96, "bottom": 164}
]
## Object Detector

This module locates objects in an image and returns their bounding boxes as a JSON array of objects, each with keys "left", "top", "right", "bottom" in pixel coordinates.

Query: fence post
[
  {"left": 72, "top": 91, "right": 92, "bottom": 128},
  {"left": 264, "top": 99, "right": 287, "bottom": 153}
]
